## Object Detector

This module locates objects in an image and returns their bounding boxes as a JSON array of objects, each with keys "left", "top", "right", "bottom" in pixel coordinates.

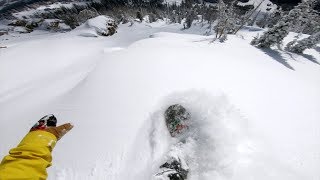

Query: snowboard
[{"left": 154, "top": 104, "right": 191, "bottom": 180}]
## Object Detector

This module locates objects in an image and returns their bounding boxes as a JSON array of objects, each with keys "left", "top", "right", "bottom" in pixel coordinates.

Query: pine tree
[
  {"left": 251, "top": 20, "right": 289, "bottom": 48},
  {"left": 184, "top": 10, "right": 196, "bottom": 29},
  {"left": 214, "top": 0, "right": 237, "bottom": 39},
  {"left": 214, "top": 0, "right": 227, "bottom": 39},
  {"left": 302, "top": 1, "right": 320, "bottom": 34},
  {"left": 263, "top": 7, "right": 284, "bottom": 28},
  {"left": 136, "top": 10, "right": 143, "bottom": 22},
  {"left": 251, "top": 0, "right": 316, "bottom": 48},
  {"left": 287, "top": 0, "right": 315, "bottom": 33},
  {"left": 286, "top": 32, "right": 320, "bottom": 54}
]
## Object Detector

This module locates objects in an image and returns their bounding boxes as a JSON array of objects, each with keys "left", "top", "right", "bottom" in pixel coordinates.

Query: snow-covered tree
[
  {"left": 251, "top": 20, "right": 289, "bottom": 48},
  {"left": 286, "top": 32, "right": 320, "bottom": 54},
  {"left": 184, "top": 10, "right": 196, "bottom": 29},
  {"left": 136, "top": 10, "right": 143, "bottom": 22},
  {"left": 251, "top": 0, "right": 317, "bottom": 48},
  {"left": 302, "top": 13, "right": 320, "bottom": 35},
  {"left": 256, "top": 7, "right": 284, "bottom": 28},
  {"left": 214, "top": 0, "right": 237, "bottom": 39},
  {"left": 302, "top": 1, "right": 320, "bottom": 35},
  {"left": 78, "top": 9, "right": 99, "bottom": 24},
  {"left": 233, "top": 0, "right": 265, "bottom": 34},
  {"left": 214, "top": 0, "right": 227, "bottom": 38},
  {"left": 288, "top": 0, "right": 317, "bottom": 34}
]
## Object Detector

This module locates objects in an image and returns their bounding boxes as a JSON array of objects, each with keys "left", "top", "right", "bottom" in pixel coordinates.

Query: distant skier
[
  {"left": 155, "top": 104, "right": 191, "bottom": 180},
  {"left": 0, "top": 114, "right": 73, "bottom": 179}
]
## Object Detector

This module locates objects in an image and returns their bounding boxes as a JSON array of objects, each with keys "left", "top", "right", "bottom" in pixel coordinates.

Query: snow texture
[
  {"left": 0, "top": 20, "right": 320, "bottom": 180},
  {"left": 123, "top": 91, "right": 249, "bottom": 180}
]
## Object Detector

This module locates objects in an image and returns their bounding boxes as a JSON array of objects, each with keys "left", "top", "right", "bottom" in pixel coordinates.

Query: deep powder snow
[{"left": 0, "top": 21, "right": 319, "bottom": 180}]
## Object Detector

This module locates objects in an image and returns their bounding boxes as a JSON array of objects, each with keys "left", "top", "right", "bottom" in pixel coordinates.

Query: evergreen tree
[
  {"left": 286, "top": 32, "right": 320, "bottom": 54},
  {"left": 251, "top": 20, "right": 289, "bottom": 48},
  {"left": 251, "top": 0, "right": 317, "bottom": 48},
  {"left": 288, "top": 0, "right": 316, "bottom": 34},
  {"left": 184, "top": 10, "right": 196, "bottom": 29},
  {"left": 214, "top": 0, "right": 238, "bottom": 39},
  {"left": 264, "top": 7, "right": 284, "bottom": 28},
  {"left": 136, "top": 10, "right": 143, "bottom": 21}
]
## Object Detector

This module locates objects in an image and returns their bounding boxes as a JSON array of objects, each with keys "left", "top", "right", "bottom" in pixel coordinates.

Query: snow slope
[
  {"left": 0, "top": 21, "right": 320, "bottom": 180},
  {"left": 238, "top": 0, "right": 277, "bottom": 12}
]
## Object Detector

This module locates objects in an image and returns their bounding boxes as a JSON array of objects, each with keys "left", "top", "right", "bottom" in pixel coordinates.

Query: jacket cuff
[{"left": 18, "top": 130, "right": 57, "bottom": 151}]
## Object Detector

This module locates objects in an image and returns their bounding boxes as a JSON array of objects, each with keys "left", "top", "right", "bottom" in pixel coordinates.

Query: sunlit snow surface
[
  {"left": 0, "top": 21, "right": 320, "bottom": 180},
  {"left": 124, "top": 91, "right": 249, "bottom": 180}
]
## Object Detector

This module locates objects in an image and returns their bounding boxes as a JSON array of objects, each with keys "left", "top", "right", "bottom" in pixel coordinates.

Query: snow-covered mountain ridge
[{"left": 0, "top": 20, "right": 319, "bottom": 179}]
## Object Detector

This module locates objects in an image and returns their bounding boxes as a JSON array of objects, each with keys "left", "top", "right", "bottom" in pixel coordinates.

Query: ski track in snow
[{"left": 0, "top": 21, "right": 320, "bottom": 179}]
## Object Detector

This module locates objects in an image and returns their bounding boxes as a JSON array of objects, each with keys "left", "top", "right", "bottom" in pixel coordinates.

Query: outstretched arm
[{"left": 0, "top": 115, "right": 73, "bottom": 180}]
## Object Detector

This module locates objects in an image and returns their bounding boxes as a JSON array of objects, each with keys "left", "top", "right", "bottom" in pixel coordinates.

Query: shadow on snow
[
  {"left": 259, "top": 48, "right": 295, "bottom": 70},
  {"left": 314, "top": 46, "right": 320, "bottom": 53},
  {"left": 301, "top": 54, "right": 320, "bottom": 65}
]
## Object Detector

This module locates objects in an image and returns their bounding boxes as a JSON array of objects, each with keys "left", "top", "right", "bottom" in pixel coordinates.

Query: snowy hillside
[
  {"left": 0, "top": 20, "right": 320, "bottom": 180},
  {"left": 238, "top": 0, "right": 277, "bottom": 12}
]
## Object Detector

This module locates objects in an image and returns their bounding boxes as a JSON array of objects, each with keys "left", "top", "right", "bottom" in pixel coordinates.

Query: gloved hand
[
  {"left": 0, "top": 114, "right": 73, "bottom": 179},
  {"left": 30, "top": 114, "right": 73, "bottom": 140}
]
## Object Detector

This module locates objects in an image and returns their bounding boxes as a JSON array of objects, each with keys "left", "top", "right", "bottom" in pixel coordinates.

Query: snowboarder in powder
[
  {"left": 0, "top": 114, "right": 73, "bottom": 179},
  {"left": 155, "top": 104, "right": 191, "bottom": 180}
]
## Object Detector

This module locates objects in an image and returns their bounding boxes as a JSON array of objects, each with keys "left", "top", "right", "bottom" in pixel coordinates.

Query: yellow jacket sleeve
[{"left": 0, "top": 130, "right": 57, "bottom": 180}]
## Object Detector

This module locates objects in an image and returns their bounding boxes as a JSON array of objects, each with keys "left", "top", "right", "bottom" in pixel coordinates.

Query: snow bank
[{"left": 13, "top": 26, "right": 29, "bottom": 33}]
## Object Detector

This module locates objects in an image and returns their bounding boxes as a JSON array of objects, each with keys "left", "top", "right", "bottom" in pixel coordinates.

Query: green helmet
[{"left": 165, "top": 104, "right": 190, "bottom": 137}]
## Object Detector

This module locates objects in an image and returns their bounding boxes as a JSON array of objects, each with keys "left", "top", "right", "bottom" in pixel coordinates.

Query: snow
[
  {"left": 76, "top": 16, "right": 116, "bottom": 37},
  {"left": 237, "top": 0, "right": 277, "bottom": 13},
  {"left": 125, "top": 92, "right": 248, "bottom": 180},
  {"left": 164, "top": 0, "right": 182, "bottom": 5},
  {"left": 12, "top": 2, "right": 87, "bottom": 19},
  {"left": 12, "top": 26, "right": 28, "bottom": 33},
  {"left": 0, "top": 20, "right": 320, "bottom": 180}
]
